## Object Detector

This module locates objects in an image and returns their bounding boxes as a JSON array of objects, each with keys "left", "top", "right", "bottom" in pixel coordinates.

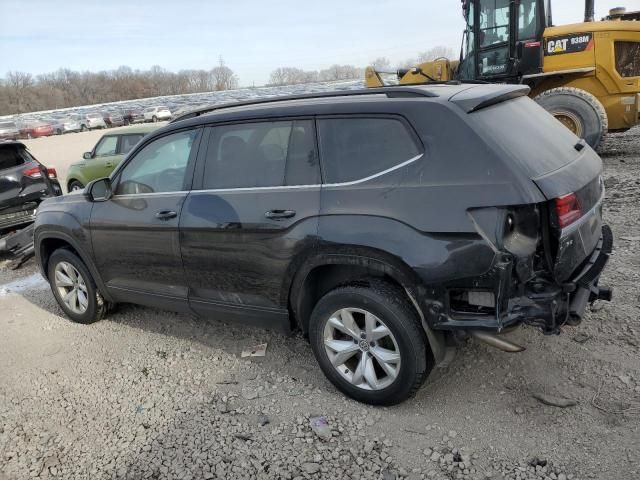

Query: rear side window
[
  {"left": 615, "top": 41, "right": 640, "bottom": 78},
  {"left": 120, "top": 134, "right": 145, "bottom": 154},
  {"left": 317, "top": 117, "right": 420, "bottom": 184},
  {"left": 202, "top": 120, "right": 319, "bottom": 189}
]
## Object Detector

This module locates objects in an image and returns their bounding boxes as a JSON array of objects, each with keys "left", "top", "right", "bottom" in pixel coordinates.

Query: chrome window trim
[{"left": 110, "top": 153, "right": 423, "bottom": 198}]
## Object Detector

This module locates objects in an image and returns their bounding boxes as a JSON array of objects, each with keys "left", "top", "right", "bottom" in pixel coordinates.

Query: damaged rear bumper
[
  {"left": 0, "top": 223, "right": 36, "bottom": 269},
  {"left": 427, "top": 225, "right": 613, "bottom": 335}
]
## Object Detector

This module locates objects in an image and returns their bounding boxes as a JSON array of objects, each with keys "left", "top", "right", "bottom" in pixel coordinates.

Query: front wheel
[
  {"left": 309, "top": 282, "right": 432, "bottom": 405},
  {"left": 80, "top": 124, "right": 87, "bottom": 132},
  {"left": 535, "top": 87, "right": 608, "bottom": 150},
  {"left": 152, "top": 115, "right": 158, "bottom": 123},
  {"left": 48, "top": 249, "right": 107, "bottom": 324}
]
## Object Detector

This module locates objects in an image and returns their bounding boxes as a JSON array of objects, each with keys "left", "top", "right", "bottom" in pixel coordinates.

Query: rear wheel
[
  {"left": 535, "top": 87, "right": 608, "bottom": 150},
  {"left": 309, "top": 281, "right": 432, "bottom": 405},
  {"left": 48, "top": 249, "right": 108, "bottom": 324},
  {"left": 152, "top": 115, "right": 158, "bottom": 123},
  {"left": 81, "top": 124, "right": 87, "bottom": 132},
  {"left": 68, "top": 180, "right": 84, "bottom": 192}
]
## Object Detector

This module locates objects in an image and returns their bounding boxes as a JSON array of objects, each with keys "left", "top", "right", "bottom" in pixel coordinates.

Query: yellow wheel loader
[{"left": 365, "top": 1, "right": 640, "bottom": 149}]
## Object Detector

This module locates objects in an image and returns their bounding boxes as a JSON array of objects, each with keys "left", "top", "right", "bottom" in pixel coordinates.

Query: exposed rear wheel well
[{"left": 291, "top": 263, "right": 419, "bottom": 334}]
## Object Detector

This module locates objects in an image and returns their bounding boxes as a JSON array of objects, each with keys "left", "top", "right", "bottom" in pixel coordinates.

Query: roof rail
[{"left": 169, "top": 87, "right": 438, "bottom": 123}]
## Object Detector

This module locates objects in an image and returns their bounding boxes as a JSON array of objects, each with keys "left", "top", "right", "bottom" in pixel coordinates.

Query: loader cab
[{"left": 459, "top": 0, "right": 547, "bottom": 81}]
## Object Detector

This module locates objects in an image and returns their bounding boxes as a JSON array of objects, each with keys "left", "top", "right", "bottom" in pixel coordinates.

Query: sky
[{"left": 1, "top": 0, "right": 639, "bottom": 86}]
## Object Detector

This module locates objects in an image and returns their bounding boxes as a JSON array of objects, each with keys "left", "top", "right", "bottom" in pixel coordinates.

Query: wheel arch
[
  {"left": 286, "top": 247, "right": 447, "bottom": 363},
  {"left": 36, "top": 230, "right": 113, "bottom": 303}
]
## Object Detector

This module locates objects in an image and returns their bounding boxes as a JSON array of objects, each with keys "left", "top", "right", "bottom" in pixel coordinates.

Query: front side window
[
  {"left": 317, "top": 117, "right": 420, "bottom": 184},
  {"left": 202, "top": 120, "right": 319, "bottom": 189},
  {"left": 479, "top": 0, "right": 510, "bottom": 47},
  {"left": 94, "top": 136, "right": 118, "bottom": 157},
  {"left": 119, "top": 134, "right": 145, "bottom": 154},
  {"left": 615, "top": 41, "right": 640, "bottom": 78},
  {"left": 115, "top": 130, "right": 197, "bottom": 195}
]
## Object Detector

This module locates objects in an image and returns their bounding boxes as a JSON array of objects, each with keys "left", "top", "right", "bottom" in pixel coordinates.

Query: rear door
[
  {"left": 180, "top": 119, "right": 321, "bottom": 329},
  {"left": 90, "top": 128, "right": 201, "bottom": 311}
]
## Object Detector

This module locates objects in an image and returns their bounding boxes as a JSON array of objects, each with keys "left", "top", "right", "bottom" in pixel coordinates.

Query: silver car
[
  {"left": 70, "top": 113, "right": 106, "bottom": 131},
  {"left": 61, "top": 117, "right": 81, "bottom": 133},
  {"left": 0, "top": 121, "right": 19, "bottom": 140}
]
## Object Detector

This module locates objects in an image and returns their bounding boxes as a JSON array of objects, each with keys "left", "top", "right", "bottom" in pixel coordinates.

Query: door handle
[
  {"left": 265, "top": 209, "right": 296, "bottom": 220},
  {"left": 155, "top": 210, "right": 177, "bottom": 220}
]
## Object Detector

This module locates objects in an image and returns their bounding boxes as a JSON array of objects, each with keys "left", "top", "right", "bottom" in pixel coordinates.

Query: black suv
[
  {"left": 34, "top": 85, "right": 612, "bottom": 405},
  {"left": 1, "top": 141, "right": 61, "bottom": 234}
]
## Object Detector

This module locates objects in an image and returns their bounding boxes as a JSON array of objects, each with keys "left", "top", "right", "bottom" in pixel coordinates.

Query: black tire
[
  {"left": 56, "top": 129, "right": 62, "bottom": 135},
  {"left": 68, "top": 180, "right": 84, "bottom": 192},
  {"left": 309, "top": 281, "right": 432, "bottom": 405},
  {"left": 535, "top": 87, "right": 608, "bottom": 150},
  {"left": 27, "top": 132, "right": 32, "bottom": 139},
  {"left": 47, "top": 249, "right": 108, "bottom": 324},
  {"left": 81, "top": 124, "right": 87, "bottom": 132},
  {"left": 152, "top": 115, "right": 158, "bottom": 123}
]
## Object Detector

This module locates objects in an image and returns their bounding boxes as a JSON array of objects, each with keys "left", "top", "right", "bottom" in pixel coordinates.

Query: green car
[{"left": 66, "top": 125, "right": 159, "bottom": 192}]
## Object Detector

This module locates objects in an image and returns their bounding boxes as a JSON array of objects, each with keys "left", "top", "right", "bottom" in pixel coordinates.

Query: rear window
[
  {"left": 0, "top": 146, "right": 26, "bottom": 170},
  {"left": 470, "top": 96, "right": 581, "bottom": 178},
  {"left": 317, "top": 117, "right": 420, "bottom": 184}
]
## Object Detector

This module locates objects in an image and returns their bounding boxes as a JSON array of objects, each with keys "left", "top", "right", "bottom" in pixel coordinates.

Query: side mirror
[
  {"left": 83, "top": 152, "right": 92, "bottom": 160},
  {"left": 85, "top": 177, "right": 113, "bottom": 202}
]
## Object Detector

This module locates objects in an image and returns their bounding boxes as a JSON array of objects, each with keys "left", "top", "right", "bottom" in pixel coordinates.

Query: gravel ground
[{"left": 1, "top": 127, "right": 639, "bottom": 480}]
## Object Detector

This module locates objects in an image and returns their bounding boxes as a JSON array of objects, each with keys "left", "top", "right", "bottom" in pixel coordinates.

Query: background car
[
  {"left": 122, "top": 109, "right": 145, "bottom": 125},
  {"left": 44, "top": 117, "right": 66, "bottom": 135},
  {"left": 143, "top": 106, "right": 171, "bottom": 122},
  {"left": 0, "top": 140, "right": 60, "bottom": 233},
  {"left": 18, "top": 121, "right": 55, "bottom": 139},
  {"left": 65, "top": 124, "right": 158, "bottom": 191},
  {"left": 60, "top": 117, "right": 81, "bottom": 134},
  {"left": 70, "top": 113, "right": 106, "bottom": 131},
  {"left": 0, "top": 121, "right": 20, "bottom": 140},
  {"left": 102, "top": 111, "right": 125, "bottom": 128}
]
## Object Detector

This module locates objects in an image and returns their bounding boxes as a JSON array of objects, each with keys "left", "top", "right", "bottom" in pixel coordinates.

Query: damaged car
[
  {"left": 1, "top": 141, "right": 61, "bottom": 265},
  {"left": 34, "top": 84, "right": 611, "bottom": 405}
]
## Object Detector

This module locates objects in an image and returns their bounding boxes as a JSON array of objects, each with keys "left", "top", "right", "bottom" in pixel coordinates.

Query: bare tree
[
  {"left": 416, "top": 46, "right": 456, "bottom": 63},
  {"left": 0, "top": 60, "right": 242, "bottom": 115},
  {"left": 370, "top": 57, "right": 391, "bottom": 71},
  {"left": 211, "top": 57, "right": 238, "bottom": 91}
]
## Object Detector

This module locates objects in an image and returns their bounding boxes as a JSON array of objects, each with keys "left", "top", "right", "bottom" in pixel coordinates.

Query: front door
[
  {"left": 90, "top": 128, "right": 201, "bottom": 312},
  {"left": 180, "top": 119, "right": 321, "bottom": 330},
  {"left": 474, "top": 0, "right": 517, "bottom": 80}
]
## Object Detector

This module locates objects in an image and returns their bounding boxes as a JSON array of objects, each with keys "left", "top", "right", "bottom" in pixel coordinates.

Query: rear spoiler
[{"left": 449, "top": 84, "right": 531, "bottom": 113}]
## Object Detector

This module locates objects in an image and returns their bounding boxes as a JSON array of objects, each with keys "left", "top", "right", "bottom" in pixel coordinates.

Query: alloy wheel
[
  {"left": 54, "top": 261, "right": 89, "bottom": 314},
  {"left": 323, "top": 308, "right": 401, "bottom": 390}
]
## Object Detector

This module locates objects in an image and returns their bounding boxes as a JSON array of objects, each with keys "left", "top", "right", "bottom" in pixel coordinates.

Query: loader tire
[{"left": 535, "top": 87, "right": 608, "bottom": 150}]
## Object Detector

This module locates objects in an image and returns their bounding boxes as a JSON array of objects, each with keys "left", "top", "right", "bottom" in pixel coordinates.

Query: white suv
[{"left": 143, "top": 106, "right": 172, "bottom": 122}]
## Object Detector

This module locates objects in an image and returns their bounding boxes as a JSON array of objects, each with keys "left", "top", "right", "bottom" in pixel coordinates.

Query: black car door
[
  {"left": 180, "top": 119, "right": 321, "bottom": 330},
  {"left": 90, "top": 127, "right": 201, "bottom": 312}
]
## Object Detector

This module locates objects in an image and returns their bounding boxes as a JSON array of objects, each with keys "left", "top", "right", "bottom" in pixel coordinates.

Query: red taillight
[
  {"left": 47, "top": 168, "right": 57, "bottom": 179},
  {"left": 555, "top": 193, "right": 582, "bottom": 228},
  {"left": 23, "top": 167, "right": 42, "bottom": 178}
]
